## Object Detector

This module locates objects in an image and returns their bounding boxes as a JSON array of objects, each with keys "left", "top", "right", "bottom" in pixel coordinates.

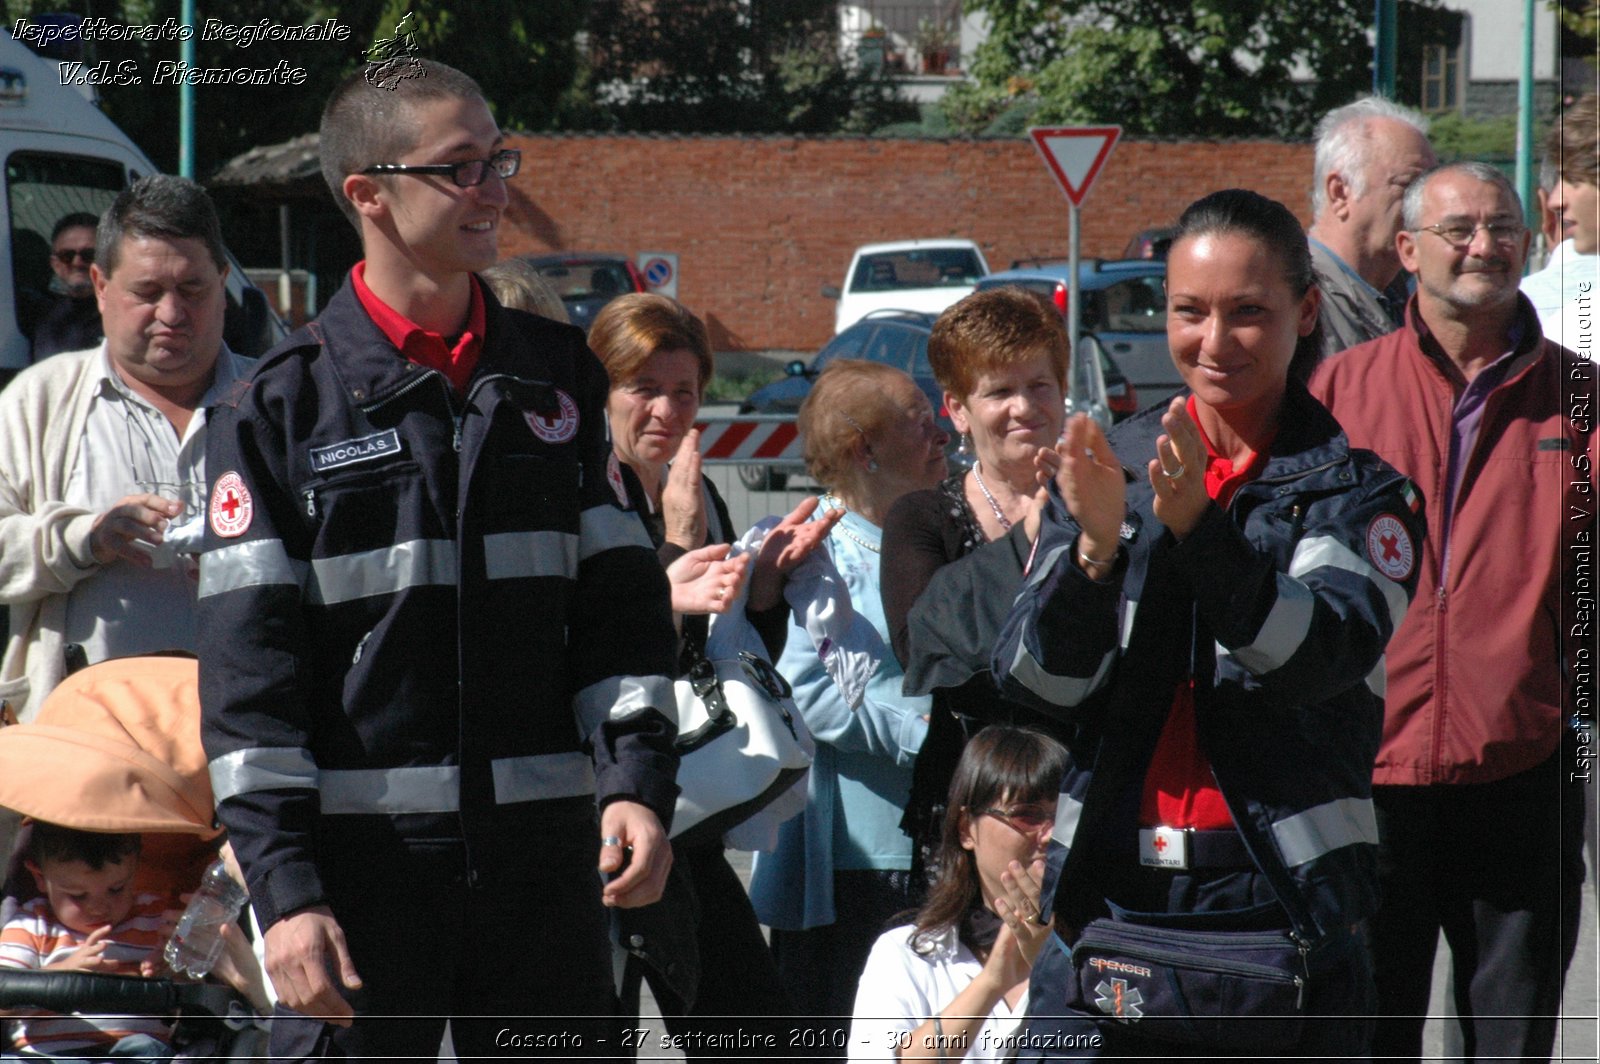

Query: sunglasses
[
  {"left": 54, "top": 248, "right": 94, "bottom": 266},
  {"left": 976, "top": 803, "right": 1056, "bottom": 833}
]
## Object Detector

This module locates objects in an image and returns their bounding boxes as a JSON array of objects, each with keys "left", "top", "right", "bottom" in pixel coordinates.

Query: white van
[
  {"left": 821, "top": 238, "right": 989, "bottom": 335},
  {"left": 0, "top": 26, "right": 283, "bottom": 383}
]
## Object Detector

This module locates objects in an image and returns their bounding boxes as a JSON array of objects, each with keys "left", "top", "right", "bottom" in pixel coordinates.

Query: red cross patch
[
  {"left": 1365, "top": 513, "right": 1415, "bottom": 582},
  {"left": 209, "top": 471, "right": 253, "bottom": 538},
  {"left": 525, "top": 389, "right": 579, "bottom": 444}
]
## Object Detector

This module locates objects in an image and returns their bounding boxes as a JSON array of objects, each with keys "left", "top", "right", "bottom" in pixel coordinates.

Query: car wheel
[{"left": 737, "top": 465, "right": 787, "bottom": 492}]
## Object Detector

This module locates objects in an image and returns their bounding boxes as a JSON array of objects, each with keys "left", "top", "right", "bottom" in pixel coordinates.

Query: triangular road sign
[{"left": 1029, "top": 126, "right": 1122, "bottom": 207}]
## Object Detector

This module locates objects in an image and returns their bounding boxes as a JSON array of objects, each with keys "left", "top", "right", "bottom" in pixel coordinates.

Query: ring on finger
[{"left": 1162, "top": 462, "right": 1186, "bottom": 480}]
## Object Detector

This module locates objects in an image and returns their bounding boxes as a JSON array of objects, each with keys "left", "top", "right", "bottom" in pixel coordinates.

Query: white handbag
[{"left": 670, "top": 649, "right": 813, "bottom": 849}]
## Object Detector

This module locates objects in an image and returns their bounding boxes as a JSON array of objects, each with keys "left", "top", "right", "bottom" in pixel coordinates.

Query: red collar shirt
[
  {"left": 350, "top": 262, "right": 485, "bottom": 394},
  {"left": 1139, "top": 396, "right": 1275, "bottom": 830}
]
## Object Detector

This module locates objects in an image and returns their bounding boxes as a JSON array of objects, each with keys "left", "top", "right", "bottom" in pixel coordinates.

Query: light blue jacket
[{"left": 750, "top": 503, "right": 929, "bottom": 930}]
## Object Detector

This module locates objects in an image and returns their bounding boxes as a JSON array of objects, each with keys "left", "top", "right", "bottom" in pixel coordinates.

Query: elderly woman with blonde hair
[{"left": 751, "top": 358, "right": 952, "bottom": 1041}]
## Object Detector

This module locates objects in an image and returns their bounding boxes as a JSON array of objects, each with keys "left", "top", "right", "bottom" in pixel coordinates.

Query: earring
[
  {"left": 957, "top": 433, "right": 970, "bottom": 457},
  {"left": 867, "top": 459, "right": 879, "bottom": 473}
]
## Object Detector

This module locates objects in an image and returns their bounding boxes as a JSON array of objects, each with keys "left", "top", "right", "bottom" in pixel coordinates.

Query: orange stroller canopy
[{"left": 0, "top": 656, "right": 222, "bottom": 899}]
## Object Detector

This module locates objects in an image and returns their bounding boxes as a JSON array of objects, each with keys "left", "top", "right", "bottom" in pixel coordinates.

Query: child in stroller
[{"left": 0, "top": 657, "right": 267, "bottom": 1060}]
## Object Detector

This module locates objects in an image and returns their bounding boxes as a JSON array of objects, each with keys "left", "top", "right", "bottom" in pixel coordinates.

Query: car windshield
[
  {"left": 533, "top": 261, "right": 631, "bottom": 303},
  {"left": 851, "top": 249, "right": 983, "bottom": 293}
]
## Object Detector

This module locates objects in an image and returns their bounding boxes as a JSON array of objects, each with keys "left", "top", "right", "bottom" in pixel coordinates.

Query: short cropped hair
[
  {"left": 1312, "top": 96, "right": 1430, "bottom": 216},
  {"left": 482, "top": 258, "right": 570, "bottom": 322},
  {"left": 927, "top": 286, "right": 1070, "bottom": 403},
  {"left": 1402, "top": 161, "right": 1522, "bottom": 232},
  {"left": 588, "top": 293, "right": 714, "bottom": 393},
  {"left": 319, "top": 59, "right": 487, "bottom": 228},
  {"left": 1546, "top": 94, "right": 1598, "bottom": 188},
  {"left": 799, "top": 359, "right": 925, "bottom": 495},
  {"left": 51, "top": 212, "right": 99, "bottom": 243},
  {"left": 95, "top": 175, "right": 226, "bottom": 278},
  {"left": 29, "top": 821, "right": 141, "bottom": 872}
]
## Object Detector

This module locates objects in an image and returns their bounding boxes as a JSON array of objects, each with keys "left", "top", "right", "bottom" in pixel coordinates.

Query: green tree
[
  {"left": 945, "top": 0, "right": 1410, "bottom": 137},
  {"left": 574, "top": 0, "right": 913, "bottom": 133}
]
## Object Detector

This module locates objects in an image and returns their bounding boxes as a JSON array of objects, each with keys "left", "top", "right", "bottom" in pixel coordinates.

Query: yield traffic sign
[{"left": 1029, "top": 126, "right": 1122, "bottom": 207}]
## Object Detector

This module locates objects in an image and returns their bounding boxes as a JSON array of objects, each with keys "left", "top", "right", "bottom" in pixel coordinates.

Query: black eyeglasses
[
  {"left": 361, "top": 148, "right": 520, "bottom": 188},
  {"left": 54, "top": 248, "right": 94, "bottom": 265},
  {"left": 976, "top": 803, "right": 1056, "bottom": 833},
  {"left": 1415, "top": 220, "right": 1526, "bottom": 250}
]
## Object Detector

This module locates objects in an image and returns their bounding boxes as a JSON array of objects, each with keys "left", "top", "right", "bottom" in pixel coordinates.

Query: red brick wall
[{"left": 500, "top": 134, "right": 1313, "bottom": 353}]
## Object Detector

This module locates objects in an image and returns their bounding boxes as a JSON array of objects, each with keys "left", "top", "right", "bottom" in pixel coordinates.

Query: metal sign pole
[{"left": 1067, "top": 202, "right": 1082, "bottom": 405}]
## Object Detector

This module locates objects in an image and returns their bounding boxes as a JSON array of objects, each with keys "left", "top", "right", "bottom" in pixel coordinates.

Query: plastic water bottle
[{"left": 163, "top": 859, "right": 248, "bottom": 979}]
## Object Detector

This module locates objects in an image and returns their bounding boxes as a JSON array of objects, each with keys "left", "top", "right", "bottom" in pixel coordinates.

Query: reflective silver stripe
[
  {"left": 1007, "top": 633, "right": 1116, "bottom": 707},
  {"left": 1052, "top": 792, "right": 1084, "bottom": 848},
  {"left": 1024, "top": 542, "right": 1073, "bottom": 590},
  {"left": 483, "top": 530, "right": 579, "bottom": 582},
  {"left": 208, "top": 747, "right": 318, "bottom": 804},
  {"left": 574, "top": 674, "right": 676, "bottom": 736},
  {"left": 320, "top": 765, "right": 460, "bottom": 814},
  {"left": 491, "top": 751, "right": 596, "bottom": 804},
  {"left": 309, "top": 539, "right": 456, "bottom": 605},
  {"left": 1365, "top": 657, "right": 1386, "bottom": 697},
  {"left": 1290, "top": 535, "right": 1410, "bottom": 633},
  {"left": 197, "top": 539, "right": 306, "bottom": 599},
  {"left": 1271, "top": 796, "right": 1379, "bottom": 867},
  {"left": 1119, "top": 598, "right": 1139, "bottom": 650},
  {"left": 579, "top": 505, "right": 653, "bottom": 561},
  {"left": 1228, "top": 580, "right": 1316, "bottom": 674}
]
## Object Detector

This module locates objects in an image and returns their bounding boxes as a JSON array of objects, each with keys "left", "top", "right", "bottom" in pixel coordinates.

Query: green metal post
[
  {"left": 179, "top": 0, "right": 195, "bottom": 178},
  {"left": 1516, "top": 0, "right": 1537, "bottom": 230},
  {"left": 1374, "top": 0, "right": 1397, "bottom": 98}
]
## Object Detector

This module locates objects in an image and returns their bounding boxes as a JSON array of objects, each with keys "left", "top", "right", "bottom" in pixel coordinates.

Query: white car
[{"left": 823, "top": 238, "right": 989, "bottom": 335}]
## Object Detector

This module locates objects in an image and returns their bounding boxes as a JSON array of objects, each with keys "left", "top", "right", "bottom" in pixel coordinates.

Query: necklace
[
  {"left": 821, "top": 493, "right": 880, "bottom": 553},
  {"left": 971, "top": 461, "right": 1013, "bottom": 531}
]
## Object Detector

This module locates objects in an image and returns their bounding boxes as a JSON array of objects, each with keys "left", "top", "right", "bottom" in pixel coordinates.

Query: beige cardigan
[
  {"left": 0, "top": 345, "right": 246, "bottom": 722},
  {"left": 0, "top": 348, "right": 108, "bottom": 722}
]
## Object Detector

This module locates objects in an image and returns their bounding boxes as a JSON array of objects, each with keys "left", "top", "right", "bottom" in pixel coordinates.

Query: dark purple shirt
[{"left": 1419, "top": 313, "right": 1532, "bottom": 575}]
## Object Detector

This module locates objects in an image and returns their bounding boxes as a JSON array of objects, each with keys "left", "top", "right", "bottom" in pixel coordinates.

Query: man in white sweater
[{"left": 0, "top": 175, "right": 249, "bottom": 730}]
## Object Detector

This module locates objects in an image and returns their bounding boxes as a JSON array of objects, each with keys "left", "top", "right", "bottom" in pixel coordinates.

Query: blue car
[{"left": 977, "top": 258, "right": 1179, "bottom": 402}]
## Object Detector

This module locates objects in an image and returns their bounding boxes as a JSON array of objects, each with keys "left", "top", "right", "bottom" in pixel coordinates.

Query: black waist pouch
[{"left": 1062, "top": 918, "right": 1311, "bottom": 1051}]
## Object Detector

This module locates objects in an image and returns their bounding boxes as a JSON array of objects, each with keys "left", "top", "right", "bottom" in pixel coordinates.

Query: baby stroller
[{"left": 0, "top": 655, "right": 266, "bottom": 1058}]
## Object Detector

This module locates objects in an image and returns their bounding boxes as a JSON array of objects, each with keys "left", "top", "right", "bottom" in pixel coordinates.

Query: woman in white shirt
[{"left": 849, "top": 726, "right": 1069, "bottom": 1063}]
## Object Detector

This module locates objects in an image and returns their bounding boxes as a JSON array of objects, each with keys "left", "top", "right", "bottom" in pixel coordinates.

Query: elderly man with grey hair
[
  {"left": 1307, "top": 96, "right": 1436, "bottom": 359},
  {"left": 1312, "top": 162, "right": 1589, "bottom": 1064}
]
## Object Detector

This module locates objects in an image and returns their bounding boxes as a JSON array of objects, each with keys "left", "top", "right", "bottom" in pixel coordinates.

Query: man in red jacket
[{"left": 1311, "top": 161, "right": 1591, "bottom": 1063}]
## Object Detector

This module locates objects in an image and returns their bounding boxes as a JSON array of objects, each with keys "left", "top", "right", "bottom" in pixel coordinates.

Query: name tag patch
[{"left": 310, "top": 429, "right": 403, "bottom": 474}]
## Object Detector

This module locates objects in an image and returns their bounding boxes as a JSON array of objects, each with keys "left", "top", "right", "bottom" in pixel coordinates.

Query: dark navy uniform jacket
[
  {"left": 196, "top": 281, "right": 679, "bottom": 930},
  {"left": 994, "top": 384, "right": 1425, "bottom": 941}
]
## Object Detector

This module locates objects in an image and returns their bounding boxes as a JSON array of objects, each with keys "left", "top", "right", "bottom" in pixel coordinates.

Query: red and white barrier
[{"left": 694, "top": 415, "right": 802, "bottom": 465}]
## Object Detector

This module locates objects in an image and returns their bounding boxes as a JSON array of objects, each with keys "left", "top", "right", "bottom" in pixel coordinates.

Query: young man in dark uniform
[{"left": 197, "top": 60, "right": 679, "bottom": 1059}]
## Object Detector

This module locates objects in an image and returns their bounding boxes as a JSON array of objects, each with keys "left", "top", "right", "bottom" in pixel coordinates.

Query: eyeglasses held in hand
[
  {"left": 360, "top": 149, "right": 521, "bottom": 188},
  {"left": 1415, "top": 221, "right": 1526, "bottom": 249},
  {"left": 54, "top": 248, "right": 94, "bottom": 265}
]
